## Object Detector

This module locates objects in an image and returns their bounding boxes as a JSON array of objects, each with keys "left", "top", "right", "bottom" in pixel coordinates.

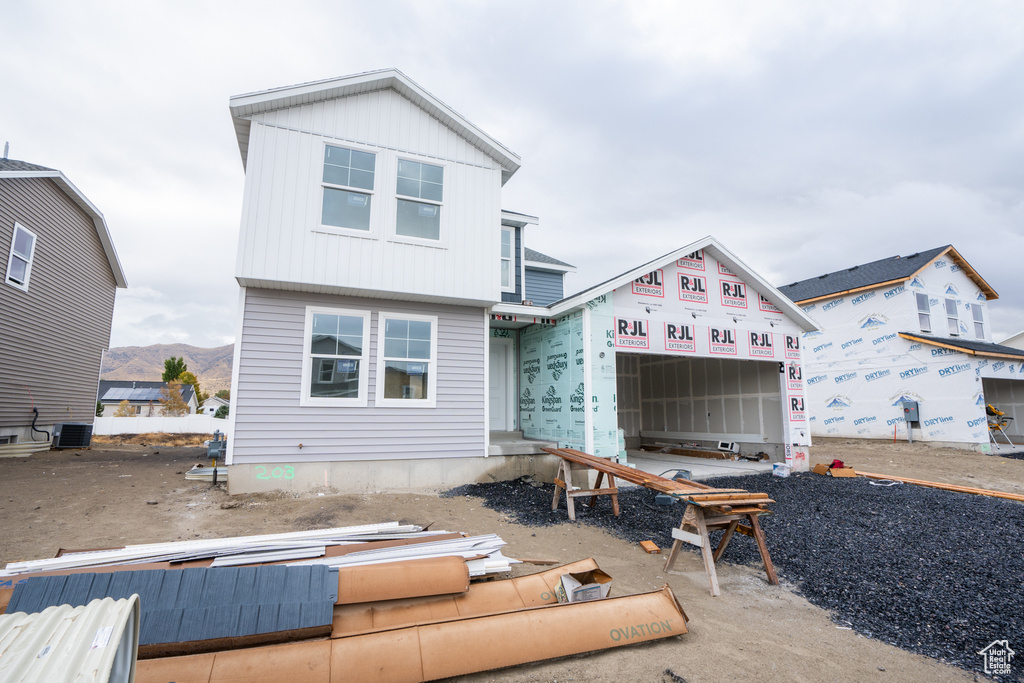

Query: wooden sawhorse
[
  {"left": 551, "top": 458, "right": 620, "bottom": 521},
  {"left": 663, "top": 499, "right": 778, "bottom": 597}
]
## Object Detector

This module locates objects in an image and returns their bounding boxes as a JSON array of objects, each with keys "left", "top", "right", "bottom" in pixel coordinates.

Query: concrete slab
[{"left": 619, "top": 449, "right": 773, "bottom": 483}]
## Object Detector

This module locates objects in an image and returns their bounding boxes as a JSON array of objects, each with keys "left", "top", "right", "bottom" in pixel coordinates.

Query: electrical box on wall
[{"left": 901, "top": 401, "right": 920, "bottom": 422}]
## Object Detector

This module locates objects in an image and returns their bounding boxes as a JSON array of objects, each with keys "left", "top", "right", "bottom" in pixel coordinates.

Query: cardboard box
[
  {"left": 555, "top": 569, "right": 612, "bottom": 603},
  {"left": 336, "top": 556, "right": 469, "bottom": 605},
  {"left": 812, "top": 463, "right": 857, "bottom": 477}
]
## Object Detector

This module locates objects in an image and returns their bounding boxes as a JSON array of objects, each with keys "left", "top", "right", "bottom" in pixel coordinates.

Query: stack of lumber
[{"left": 0, "top": 523, "right": 515, "bottom": 580}]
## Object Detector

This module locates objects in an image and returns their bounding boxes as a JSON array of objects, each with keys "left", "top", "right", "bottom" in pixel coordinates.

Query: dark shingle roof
[
  {"left": 98, "top": 380, "right": 195, "bottom": 404},
  {"left": 524, "top": 247, "right": 574, "bottom": 269},
  {"left": 0, "top": 158, "right": 56, "bottom": 172},
  {"left": 779, "top": 246, "right": 950, "bottom": 303},
  {"left": 899, "top": 333, "right": 1024, "bottom": 360}
]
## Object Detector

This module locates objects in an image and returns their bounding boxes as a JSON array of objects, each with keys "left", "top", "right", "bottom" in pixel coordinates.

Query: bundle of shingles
[{"left": 0, "top": 525, "right": 690, "bottom": 682}]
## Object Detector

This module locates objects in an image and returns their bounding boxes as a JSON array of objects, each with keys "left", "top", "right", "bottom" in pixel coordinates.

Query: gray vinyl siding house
[
  {"left": 0, "top": 159, "right": 126, "bottom": 447},
  {"left": 231, "top": 290, "right": 485, "bottom": 465}
]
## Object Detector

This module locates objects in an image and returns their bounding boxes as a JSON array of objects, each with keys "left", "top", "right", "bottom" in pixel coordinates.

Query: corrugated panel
[
  {"left": 0, "top": 596, "right": 139, "bottom": 683},
  {"left": 235, "top": 88, "right": 502, "bottom": 302},
  {"left": 0, "top": 178, "right": 116, "bottom": 430},
  {"left": 232, "top": 289, "right": 486, "bottom": 463},
  {"left": 7, "top": 566, "right": 335, "bottom": 649},
  {"left": 524, "top": 268, "right": 564, "bottom": 306}
]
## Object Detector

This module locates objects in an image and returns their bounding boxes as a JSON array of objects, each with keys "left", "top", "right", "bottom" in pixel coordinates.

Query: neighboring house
[
  {"left": 0, "top": 158, "right": 127, "bottom": 449},
  {"left": 1000, "top": 330, "right": 1024, "bottom": 351},
  {"left": 97, "top": 380, "right": 198, "bottom": 416},
  {"left": 199, "top": 395, "right": 229, "bottom": 415},
  {"left": 778, "top": 245, "right": 1024, "bottom": 446},
  {"left": 225, "top": 70, "right": 818, "bottom": 494}
]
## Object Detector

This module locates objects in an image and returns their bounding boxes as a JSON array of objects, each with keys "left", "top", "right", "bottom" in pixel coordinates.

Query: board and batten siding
[
  {"left": 524, "top": 268, "right": 563, "bottom": 306},
  {"left": 235, "top": 88, "right": 503, "bottom": 303},
  {"left": 0, "top": 178, "right": 117, "bottom": 434},
  {"left": 232, "top": 288, "right": 486, "bottom": 463}
]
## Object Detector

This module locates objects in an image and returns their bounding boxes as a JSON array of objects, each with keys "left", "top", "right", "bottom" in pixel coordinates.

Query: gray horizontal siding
[
  {"left": 524, "top": 268, "right": 563, "bottom": 306},
  {"left": 0, "top": 178, "right": 116, "bottom": 432},
  {"left": 232, "top": 288, "right": 486, "bottom": 463}
]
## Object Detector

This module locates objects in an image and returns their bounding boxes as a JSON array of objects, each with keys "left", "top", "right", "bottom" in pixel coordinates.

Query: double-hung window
[
  {"left": 377, "top": 313, "right": 437, "bottom": 407},
  {"left": 945, "top": 298, "right": 959, "bottom": 336},
  {"left": 916, "top": 293, "right": 931, "bottom": 333},
  {"left": 500, "top": 227, "right": 514, "bottom": 291},
  {"left": 395, "top": 159, "right": 443, "bottom": 240},
  {"left": 972, "top": 304, "right": 985, "bottom": 339},
  {"left": 321, "top": 145, "right": 376, "bottom": 231},
  {"left": 5, "top": 222, "right": 36, "bottom": 291},
  {"left": 302, "top": 307, "right": 370, "bottom": 405}
]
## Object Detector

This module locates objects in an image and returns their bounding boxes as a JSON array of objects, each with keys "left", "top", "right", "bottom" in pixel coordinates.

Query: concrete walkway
[{"left": 619, "top": 448, "right": 774, "bottom": 483}]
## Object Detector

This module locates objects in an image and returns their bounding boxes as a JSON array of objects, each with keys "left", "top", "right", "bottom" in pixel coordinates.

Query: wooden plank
[
  {"left": 857, "top": 471, "right": 1024, "bottom": 502},
  {"left": 640, "top": 541, "right": 660, "bottom": 554},
  {"left": 748, "top": 514, "right": 778, "bottom": 586},
  {"left": 566, "top": 487, "right": 620, "bottom": 498},
  {"left": 694, "top": 509, "right": 720, "bottom": 597},
  {"left": 670, "top": 528, "right": 703, "bottom": 546}
]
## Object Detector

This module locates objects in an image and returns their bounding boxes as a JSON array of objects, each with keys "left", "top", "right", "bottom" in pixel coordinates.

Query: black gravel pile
[{"left": 444, "top": 473, "right": 1024, "bottom": 680}]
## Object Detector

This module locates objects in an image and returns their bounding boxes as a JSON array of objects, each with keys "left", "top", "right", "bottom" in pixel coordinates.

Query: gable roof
[
  {"left": 897, "top": 333, "right": 1024, "bottom": 361},
  {"left": 544, "top": 235, "right": 819, "bottom": 332},
  {"left": 779, "top": 245, "right": 996, "bottom": 304},
  {"left": 229, "top": 69, "right": 521, "bottom": 184},
  {"left": 98, "top": 380, "right": 195, "bottom": 404},
  {"left": 524, "top": 247, "right": 575, "bottom": 272},
  {"left": 0, "top": 159, "right": 127, "bottom": 288}
]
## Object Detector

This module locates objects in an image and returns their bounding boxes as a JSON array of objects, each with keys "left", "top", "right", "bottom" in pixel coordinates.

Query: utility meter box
[{"left": 901, "top": 400, "right": 920, "bottom": 422}]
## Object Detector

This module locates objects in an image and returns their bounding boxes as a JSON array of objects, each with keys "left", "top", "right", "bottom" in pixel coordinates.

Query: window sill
[
  {"left": 375, "top": 399, "right": 437, "bottom": 409},
  {"left": 386, "top": 234, "right": 448, "bottom": 250},
  {"left": 312, "top": 226, "right": 379, "bottom": 240}
]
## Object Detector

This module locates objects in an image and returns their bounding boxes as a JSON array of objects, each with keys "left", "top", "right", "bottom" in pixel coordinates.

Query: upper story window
[
  {"left": 377, "top": 313, "right": 437, "bottom": 407},
  {"left": 945, "top": 298, "right": 959, "bottom": 336},
  {"left": 5, "top": 222, "right": 36, "bottom": 291},
  {"left": 301, "top": 307, "right": 370, "bottom": 406},
  {"left": 500, "top": 227, "right": 514, "bottom": 292},
  {"left": 916, "top": 293, "right": 931, "bottom": 333},
  {"left": 971, "top": 303, "right": 985, "bottom": 339},
  {"left": 396, "top": 159, "right": 443, "bottom": 240},
  {"left": 321, "top": 145, "right": 376, "bottom": 231}
]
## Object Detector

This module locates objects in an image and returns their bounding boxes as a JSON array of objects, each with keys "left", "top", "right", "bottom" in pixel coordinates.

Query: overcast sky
[{"left": 4, "top": 1, "right": 1022, "bottom": 347}]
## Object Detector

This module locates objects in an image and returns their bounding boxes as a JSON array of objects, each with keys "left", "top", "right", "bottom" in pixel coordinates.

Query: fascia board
[
  {"left": 545, "top": 236, "right": 819, "bottom": 332},
  {"left": 898, "top": 333, "right": 1024, "bottom": 360},
  {"left": 491, "top": 302, "right": 552, "bottom": 316},
  {"left": 500, "top": 210, "right": 539, "bottom": 227},
  {"left": 524, "top": 260, "right": 576, "bottom": 274},
  {"left": 920, "top": 246, "right": 998, "bottom": 301},
  {"left": 0, "top": 171, "right": 127, "bottom": 288},
  {"left": 229, "top": 69, "right": 521, "bottom": 180}
]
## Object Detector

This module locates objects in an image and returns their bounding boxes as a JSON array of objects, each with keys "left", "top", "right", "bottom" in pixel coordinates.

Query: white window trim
[
  {"left": 5, "top": 222, "right": 36, "bottom": 292},
  {"left": 375, "top": 311, "right": 438, "bottom": 408},
  {"left": 388, "top": 155, "right": 448, "bottom": 248},
  {"left": 317, "top": 140, "right": 380, "bottom": 238},
  {"left": 972, "top": 303, "right": 985, "bottom": 340},
  {"left": 500, "top": 226, "right": 515, "bottom": 293},
  {"left": 300, "top": 306, "right": 371, "bottom": 407},
  {"left": 916, "top": 292, "right": 931, "bottom": 333},
  {"left": 945, "top": 297, "right": 959, "bottom": 337}
]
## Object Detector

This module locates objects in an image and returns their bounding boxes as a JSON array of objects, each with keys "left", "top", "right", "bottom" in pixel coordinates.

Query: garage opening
[{"left": 982, "top": 378, "right": 1024, "bottom": 440}]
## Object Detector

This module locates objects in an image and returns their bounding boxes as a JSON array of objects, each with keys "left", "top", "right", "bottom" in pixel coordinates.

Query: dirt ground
[{"left": 3, "top": 438, "right": 1022, "bottom": 682}]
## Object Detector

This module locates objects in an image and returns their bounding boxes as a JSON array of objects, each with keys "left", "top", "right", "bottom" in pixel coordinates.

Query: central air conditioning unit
[{"left": 52, "top": 422, "right": 93, "bottom": 449}]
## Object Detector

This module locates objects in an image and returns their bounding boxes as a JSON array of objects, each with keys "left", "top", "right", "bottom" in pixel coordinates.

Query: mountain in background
[{"left": 101, "top": 344, "right": 234, "bottom": 394}]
